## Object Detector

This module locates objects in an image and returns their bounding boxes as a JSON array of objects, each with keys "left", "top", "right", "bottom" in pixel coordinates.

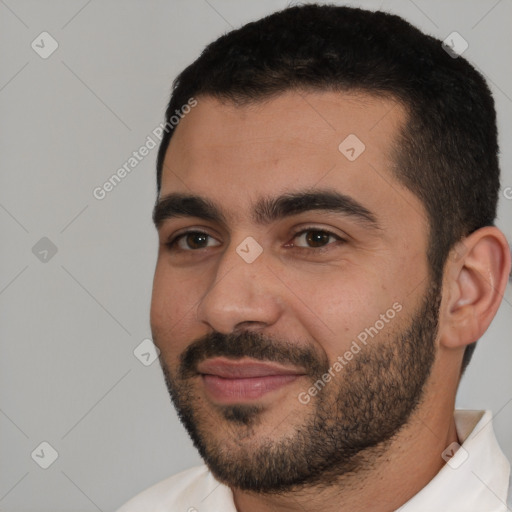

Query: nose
[{"left": 196, "top": 241, "right": 284, "bottom": 334}]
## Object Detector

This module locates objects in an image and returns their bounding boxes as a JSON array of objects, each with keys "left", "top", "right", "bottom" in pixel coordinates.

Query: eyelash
[{"left": 165, "top": 227, "right": 345, "bottom": 252}]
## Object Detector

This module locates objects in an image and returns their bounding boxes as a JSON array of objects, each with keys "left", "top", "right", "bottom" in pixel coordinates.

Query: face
[{"left": 150, "top": 91, "right": 440, "bottom": 491}]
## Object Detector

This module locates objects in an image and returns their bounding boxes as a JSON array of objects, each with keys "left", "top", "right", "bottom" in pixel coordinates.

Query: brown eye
[
  {"left": 183, "top": 233, "right": 209, "bottom": 249},
  {"left": 167, "top": 231, "right": 221, "bottom": 251},
  {"left": 292, "top": 229, "right": 343, "bottom": 249},
  {"left": 305, "top": 231, "right": 331, "bottom": 247}
]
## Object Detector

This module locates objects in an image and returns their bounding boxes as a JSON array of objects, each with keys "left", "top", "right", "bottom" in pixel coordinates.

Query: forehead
[
  {"left": 163, "top": 90, "right": 405, "bottom": 180},
  {"left": 160, "top": 90, "right": 425, "bottom": 231},
  {"left": 167, "top": 90, "right": 404, "bottom": 157}
]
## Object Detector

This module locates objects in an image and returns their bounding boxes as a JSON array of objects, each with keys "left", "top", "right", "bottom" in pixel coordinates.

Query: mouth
[{"left": 197, "top": 357, "right": 306, "bottom": 403}]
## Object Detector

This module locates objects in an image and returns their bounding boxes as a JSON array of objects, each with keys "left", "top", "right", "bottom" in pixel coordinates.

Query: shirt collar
[{"left": 397, "top": 409, "right": 511, "bottom": 512}]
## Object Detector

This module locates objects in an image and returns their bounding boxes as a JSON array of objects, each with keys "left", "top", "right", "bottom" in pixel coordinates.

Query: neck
[{"left": 232, "top": 390, "right": 459, "bottom": 512}]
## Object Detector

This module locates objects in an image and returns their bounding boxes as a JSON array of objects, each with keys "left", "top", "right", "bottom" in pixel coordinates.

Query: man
[{"left": 117, "top": 4, "right": 511, "bottom": 511}]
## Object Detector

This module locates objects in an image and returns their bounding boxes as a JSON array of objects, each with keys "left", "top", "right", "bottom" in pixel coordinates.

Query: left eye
[{"left": 291, "top": 229, "right": 343, "bottom": 248}]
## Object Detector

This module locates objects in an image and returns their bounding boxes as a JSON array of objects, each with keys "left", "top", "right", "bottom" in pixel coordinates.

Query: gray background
[{"left": 0, "top": 0, "right": 511, "bottom": 510}]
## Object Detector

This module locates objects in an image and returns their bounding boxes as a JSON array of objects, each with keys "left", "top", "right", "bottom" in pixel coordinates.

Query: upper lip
[{"left": 197, "top": 357, "right": 306, "bottom": 378}]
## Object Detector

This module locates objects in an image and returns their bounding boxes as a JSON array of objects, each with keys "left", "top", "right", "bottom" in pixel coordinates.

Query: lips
[
  {"left": 197, "top": 357, "right": 305, "bottom": 403},
  {"left": 197, "top": 358, "right": 304, "bottom": 378}
]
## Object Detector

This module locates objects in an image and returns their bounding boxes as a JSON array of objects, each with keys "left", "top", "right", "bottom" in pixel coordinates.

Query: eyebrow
[{"left": 152, "top": 190, "right": 381, "bottom": 231}]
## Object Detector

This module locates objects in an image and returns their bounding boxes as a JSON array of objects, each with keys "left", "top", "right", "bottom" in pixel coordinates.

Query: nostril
[{"left": 233, "top": 321, "right": 267, "bottom": 333}]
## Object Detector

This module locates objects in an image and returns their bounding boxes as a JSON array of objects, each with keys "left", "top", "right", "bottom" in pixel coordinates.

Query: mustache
[{"left": 179, "top": 330, "right": 329, "bottom": 379}]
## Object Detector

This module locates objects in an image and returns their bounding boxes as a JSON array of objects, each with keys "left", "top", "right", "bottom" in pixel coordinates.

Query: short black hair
[{"left": 156, "top": 4, "right": 500, "bottom": 374}]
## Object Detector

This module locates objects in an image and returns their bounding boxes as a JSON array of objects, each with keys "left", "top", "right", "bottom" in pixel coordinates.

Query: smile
[{"left": 197, "top": 357, "right": 305, "bottom": 403}]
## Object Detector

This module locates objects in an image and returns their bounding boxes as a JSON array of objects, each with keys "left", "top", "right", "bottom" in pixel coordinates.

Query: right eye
[{"left": 165, "top": 231, "right": 221, "bottom": 251}]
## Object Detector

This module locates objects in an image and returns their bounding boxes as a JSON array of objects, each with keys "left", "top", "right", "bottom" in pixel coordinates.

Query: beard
[{"left": 157, "top": 279, "right": 440, "bottom": 493}]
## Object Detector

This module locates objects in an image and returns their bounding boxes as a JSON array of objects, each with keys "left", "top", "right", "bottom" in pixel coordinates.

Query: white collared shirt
[{"left": 116, "top": 409, "right": 511, "bottom": 511}]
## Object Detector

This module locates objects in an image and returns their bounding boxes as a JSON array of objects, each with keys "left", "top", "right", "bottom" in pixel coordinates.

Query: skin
[{"left": 150, "top": 90, "right": 511, "bottom": 512}]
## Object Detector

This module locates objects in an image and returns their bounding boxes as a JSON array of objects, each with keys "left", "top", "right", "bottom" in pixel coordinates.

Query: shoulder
[{"left": 116, "top": 464, "right": 229, "bottom": 512}]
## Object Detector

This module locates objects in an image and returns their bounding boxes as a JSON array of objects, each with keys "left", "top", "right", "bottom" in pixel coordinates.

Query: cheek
[
  {"left": 285, "top": 267, "right": 402, "bottom": 361},
  {"left": 150, "top": 263, "right": 204, "bottom": 359},
  {"left": 303, "top": 290, "right": 375, "bottom": 359}
]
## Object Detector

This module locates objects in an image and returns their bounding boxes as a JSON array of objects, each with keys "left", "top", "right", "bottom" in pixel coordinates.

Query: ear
[{"left": 439, "top": 226, "right": 511, "bottom": 350}]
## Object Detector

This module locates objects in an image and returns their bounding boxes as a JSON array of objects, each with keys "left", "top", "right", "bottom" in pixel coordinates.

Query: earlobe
[{"left": 440, "top": 227, "right": 511, "bottom": 350}]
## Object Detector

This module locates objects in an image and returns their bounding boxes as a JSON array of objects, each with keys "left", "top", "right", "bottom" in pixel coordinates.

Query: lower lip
[{"left": 202, "top": 374, "right": 301, "bottom": 403}]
